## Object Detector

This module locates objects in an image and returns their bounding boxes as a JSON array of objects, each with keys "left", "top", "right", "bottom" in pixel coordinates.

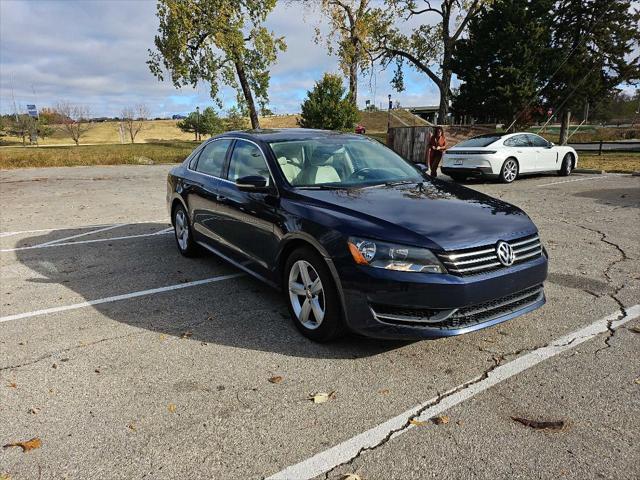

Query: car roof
[{"left": 217, "top": 128, "right": 365, "bottom": 143}]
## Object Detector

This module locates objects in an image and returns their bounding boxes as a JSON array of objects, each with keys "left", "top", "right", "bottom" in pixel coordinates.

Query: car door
[
  {"left": 527, "top": 133, "right": 555, "bottom": 172},
  {"left": 503, "top": 134, "right": 536, "bottom": 172},
  {"left": 187, "top": 138, "right": 233, "bottom": 250},
  {"left": 214, "top": 139, "right": 281, "bottom": 280},
  {"left": 527, "top": 134, "right": 557, "bottom": 171}
]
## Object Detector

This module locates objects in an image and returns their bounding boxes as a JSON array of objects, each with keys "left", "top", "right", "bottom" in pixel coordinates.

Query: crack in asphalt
[
  {"left": 560, "top": 220, "right": 631, "bottom": 354},
  {"left": 0, "top": 331, "right": 145, "bottom": 372}
]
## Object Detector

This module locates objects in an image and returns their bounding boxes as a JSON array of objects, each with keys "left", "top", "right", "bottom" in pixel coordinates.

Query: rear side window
[
  {"left": 195, "top": 139, "right": 232, "bottom": 177},
  {"left": 227, "top": 140, "right": 271, "bottom": 183},
  {"left": 504, "top": 135, "right": 529, "bottom": 147}
]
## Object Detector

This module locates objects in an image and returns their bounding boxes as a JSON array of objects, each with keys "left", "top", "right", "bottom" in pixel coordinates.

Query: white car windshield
[
  {"left": 455, "top": 134, "right": 503, "bottom": 147},
  {"left": 269, "top": 137, "right": 423, "bottom": 188}
]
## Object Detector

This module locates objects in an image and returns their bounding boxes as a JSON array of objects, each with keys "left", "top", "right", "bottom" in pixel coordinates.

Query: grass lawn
[
  {"left": 0, "top": 141, "right": 197, "bottom": 169},
  {"left": 577, "top": 152, "right": 640, "bottom": 173}
]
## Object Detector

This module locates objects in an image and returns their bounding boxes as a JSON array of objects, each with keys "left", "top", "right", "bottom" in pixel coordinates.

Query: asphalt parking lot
[{"left": 1, "top": 165, "right": 639, "bottom": 480}]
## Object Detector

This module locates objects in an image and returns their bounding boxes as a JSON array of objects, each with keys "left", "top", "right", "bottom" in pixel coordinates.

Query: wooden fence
[{"left": 387, "top": 126, "right": 432, "bottom": 163}]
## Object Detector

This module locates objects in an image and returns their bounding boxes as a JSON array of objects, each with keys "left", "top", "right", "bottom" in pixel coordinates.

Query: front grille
[
  {"left": 371, "top": 285, "right": 544, "bottom": 330},
  {"left": 438, "top": 234, "right": 542, "bottom": 276}
]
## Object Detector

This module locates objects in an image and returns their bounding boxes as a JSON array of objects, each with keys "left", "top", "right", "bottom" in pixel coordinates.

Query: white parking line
[
  {"left": 0, "top": 228, "right": 173, "bottom": 253},
  {"left": 0, "top": 220, "right": 169, "bottom": 238},
  {"left": 536, "top": 176, "right": 611, "bottom": 187},
  {"left": 33, "top": 224, "right": 126, "bottom": 247},
  {"left": 267, "top": 304, "right": 640, "bottom": 480},
  {"left": 0, "top": 273, "right": 244, "bottom": 324}
]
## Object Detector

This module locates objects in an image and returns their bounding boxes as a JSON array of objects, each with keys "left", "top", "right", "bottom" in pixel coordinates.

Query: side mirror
[
  {"left": 236, "top": 175, "right": 270, "bottom": 192},
  {"left": 546, "top": 142, "right": 555, "bottom": 148},
  {"left": 415, "top": 163, "right": 428, "bottom": 173}
]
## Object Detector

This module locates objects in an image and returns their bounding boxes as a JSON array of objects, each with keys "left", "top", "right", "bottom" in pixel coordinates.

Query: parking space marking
[
  {"left": 0, "top": 273, "right": 244, "bottom": 324},
  {"left": 267, "top": 304, "right": 640, "bottom": 480},
  {"left": 0, "top": 220, "right": 169, "bottom": 238},
  {"left": 536, "top": 176, "right": 612, "bottom": 187},
  {"left": 0, "top": 228, "right": 173, "bottom": 253},
  {"left": 32, "top": 223, "right": 126, "bottom": 247}
]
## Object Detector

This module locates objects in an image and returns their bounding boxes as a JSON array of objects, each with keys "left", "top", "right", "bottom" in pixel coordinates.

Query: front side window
[
  {"left": 527, "top": 134, "right": 550, "bottom": 147},
  {"left": 195, "top": 139, "right": 232, "bottom": 177},
  {"left": 227, "top": 140, "right": 271, "bottom": 183},
  {"left": 269, "top": 137, "right": 422, "bottom": 187}
]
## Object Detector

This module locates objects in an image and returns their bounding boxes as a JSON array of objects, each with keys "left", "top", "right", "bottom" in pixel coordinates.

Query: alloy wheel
[
  {"left": 288, "top": 260, "right": 325, "bottom": 330},
  {"left": 175, "top": 209, "right": 189, "bottom": 251},
  {"left": 503, "top": 160, "right": 518, "bottom": 182}
]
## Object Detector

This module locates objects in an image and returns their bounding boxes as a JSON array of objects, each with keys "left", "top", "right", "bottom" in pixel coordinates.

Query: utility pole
[{"left": 387, "top": 94, "right": 392, "bottom": 131}]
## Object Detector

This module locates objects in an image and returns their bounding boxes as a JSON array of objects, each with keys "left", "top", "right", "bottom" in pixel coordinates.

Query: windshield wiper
[{"left": 296, "top": 185, "right": 350, "bottom": 190}]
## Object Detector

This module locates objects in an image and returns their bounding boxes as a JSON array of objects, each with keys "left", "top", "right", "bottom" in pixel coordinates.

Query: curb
[{"left": 573, "top": 168, "right": 604, "bottom": 174}]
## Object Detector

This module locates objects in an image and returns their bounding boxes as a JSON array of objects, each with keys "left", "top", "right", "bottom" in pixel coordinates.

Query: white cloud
[{"left": 0, "top": 0, "right": 442, "bottom": 117}]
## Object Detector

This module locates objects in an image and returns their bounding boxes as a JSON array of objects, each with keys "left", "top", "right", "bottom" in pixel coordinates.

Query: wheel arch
[
  {"left": 276, "top": 234, "right": 348, "bottom": 324},
  {"left": 170, "top": 196, "right": 188, "bottom": 226}
]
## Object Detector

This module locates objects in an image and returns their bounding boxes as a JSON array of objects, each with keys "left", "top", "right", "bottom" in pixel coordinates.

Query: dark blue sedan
[{"left": 167, "top": 129, "right": 547, "bottom": 341}]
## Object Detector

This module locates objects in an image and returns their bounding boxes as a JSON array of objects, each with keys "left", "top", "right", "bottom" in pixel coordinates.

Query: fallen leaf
[
  {"left": 7, "top": 381, "right": 17, "bottom": 389},
  {"left": 159, "top": 334, "right": 167, "bottom": 341},
  {"left": 268, "top": 375, "right": 283, "bottom": 384},
  {"left": 432, "top": 415, "right": 450, "bottom": 425},
  {"left": 456, "top": 420, "right": 464, "bottom": 426},
  {"left": 634, "top": 377, "right": 640, "bottom": 385},
  {"left": 378, "top": 389, "right": 390, "bottom": 395},
  {"left": 340, "top": 474, "right": 362, "bottom": 480},
  {"left": 51, "top": 363, "right": 57, "bottom": 369},
  {"left": 309, "top": 391, "right": 335, "bottom": 404},
  {"left": 181, "top": 331, "right": 193, "bottom": 339},
  {"left": 127, "top": 423, "right": 137, "bottom": 432},
  {"left": 29, "top": 407, "right": 40, "bottom": 415},
  {"left": 167, "top": 403, "right": 177, "bottom": 413},
  {"left": 511, "top": 416, "right": 565, "bottom": 431},
  {"left": 409, "top": 419, "right": 427, "bottom": 426},
  {"left": 1, "top": 474, "right": 12, "bottom": 480},
  {"left": 2, "top": 437, "right": 42, "bottom": 452},
  {"left": 94, "top": 369, "right": 101, "bottom": 374}
]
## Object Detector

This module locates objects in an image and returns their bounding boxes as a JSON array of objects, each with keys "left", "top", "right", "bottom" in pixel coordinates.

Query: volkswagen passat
[
  {"left": 441, "top": 132, "right": 578, "bottom": 183},
  {"left": 167, "top": 129, "right": 548, "bottom": 342}
]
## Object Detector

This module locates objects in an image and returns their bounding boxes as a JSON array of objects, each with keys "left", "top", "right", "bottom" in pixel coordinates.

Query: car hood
[{"left": 292, "top": 180, "right": 537, "bottom": 251}]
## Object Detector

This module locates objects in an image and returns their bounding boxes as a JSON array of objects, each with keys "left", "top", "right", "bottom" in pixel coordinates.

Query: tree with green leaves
[
  {"left": 372, "top": 0, "right": 486, "bottom": 123},
  {"left": 224, "top": 106, "right": 249, "bottom": 131},
  {"left": 177, "top": 107, "right": 224, "bottom": 140},
  {"left": 451, "top": 0, "right": 553, "bottom": 127},
  {"left": 311, "top": 1, "right": 392, "bottom": 106},
  {"left": 541, "top": 0, "right": 640, "bottom": 144},
  {"left": 148, "top": 0, "right": 286, "bottom": 129},
  {"left": 299, "top": 73, "right": 359, "bottom": 130}
]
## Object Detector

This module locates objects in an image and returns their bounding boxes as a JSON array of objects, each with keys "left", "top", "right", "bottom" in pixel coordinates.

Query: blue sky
[{"left": 0, "top": 0, "right": 443, "bottom": 118}]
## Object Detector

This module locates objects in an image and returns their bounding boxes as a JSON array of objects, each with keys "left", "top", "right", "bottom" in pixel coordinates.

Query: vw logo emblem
[{"left": 496, "top": 241, "right": 515, "bottom": 266}]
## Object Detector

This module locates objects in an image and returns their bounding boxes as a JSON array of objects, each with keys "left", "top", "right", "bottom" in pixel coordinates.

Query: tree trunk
[
  {"left": 348, "top": 36, "right": 359, "bottom": 106},
  {"left": 559, "top": 110, "right": 571, "bottom": 145},
  {"left": 234, "top": 60, "right": 260, "bottom": 129},
  {"left": 438, "top": 69, "right": 452, "bottom": 125}
]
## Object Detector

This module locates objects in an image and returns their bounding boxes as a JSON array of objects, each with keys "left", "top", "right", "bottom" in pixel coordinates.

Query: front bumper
[{"left": 335, "top": 255, "right": 548, "bottom": 339}]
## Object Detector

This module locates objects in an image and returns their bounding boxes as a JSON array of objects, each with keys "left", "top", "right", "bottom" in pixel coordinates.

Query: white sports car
[{"left": 441, "top": 132, "right": 578, "bottom": 183}]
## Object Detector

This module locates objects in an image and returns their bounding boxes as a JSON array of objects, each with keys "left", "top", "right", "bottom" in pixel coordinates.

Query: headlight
[{"left": 347, "top": 237, "right": 446, "bottom": 273}]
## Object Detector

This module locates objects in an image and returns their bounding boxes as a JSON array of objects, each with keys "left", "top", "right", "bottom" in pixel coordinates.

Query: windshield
[
  {"left": 455, "top": 134, "right": 503, "bottom": 148},
  {"left": 269, "top": 137, "right": 423, "bottom": 188}
]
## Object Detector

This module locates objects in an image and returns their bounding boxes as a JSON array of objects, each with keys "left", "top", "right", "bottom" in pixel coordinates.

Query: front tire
[
  {"left": 499, "top": 158, "right": 519, "bottom": 183},
  {"left": 172, "top": 204, "right": 198, "bottom": 257},
  {"left": 558, "top": 154, "right": 573, "bottom": 176},
  {"left": 284, "top": 247, "right": 344, "bottom": 342}
]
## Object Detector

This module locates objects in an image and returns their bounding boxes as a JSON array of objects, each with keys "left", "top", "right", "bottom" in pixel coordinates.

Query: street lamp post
[{"left": 196, "top": 106, "right": 200, "bottom": 141}]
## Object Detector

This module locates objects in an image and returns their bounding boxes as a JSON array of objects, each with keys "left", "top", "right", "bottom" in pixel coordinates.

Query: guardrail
[{"left": 568, "top": 141, "right": 640, "bottom": 154}]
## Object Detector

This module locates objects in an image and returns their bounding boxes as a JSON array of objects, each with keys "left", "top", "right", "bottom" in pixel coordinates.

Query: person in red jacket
[{"left": 426, "top": 126, "right": 447, "bottom": 178}]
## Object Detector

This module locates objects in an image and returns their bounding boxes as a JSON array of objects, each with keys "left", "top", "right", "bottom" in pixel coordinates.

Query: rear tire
[
  {"left": 172, "top": 204, "right": 198, "bottom": 257},
  {"left": 499, "top": 158, "right": 519, "bottom": 183},
  {"left": 284, "top": 247, "right": 344, "bottom": 342},
  {"left": 558, "top": 154, "right": 573, "bottom": 176}
]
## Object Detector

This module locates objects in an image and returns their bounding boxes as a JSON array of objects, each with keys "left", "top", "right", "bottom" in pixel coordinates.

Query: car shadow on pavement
[
  {"left": 573, "top": 187, "right": 640, "bottom": 209},
  {"left": 14, "top": 224, "right": 412, "bottom": 360}
]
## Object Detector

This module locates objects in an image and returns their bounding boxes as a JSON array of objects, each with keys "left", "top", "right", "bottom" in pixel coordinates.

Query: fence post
[{"left": 598, "top": 140, "right": 603, "bottom": 156}]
